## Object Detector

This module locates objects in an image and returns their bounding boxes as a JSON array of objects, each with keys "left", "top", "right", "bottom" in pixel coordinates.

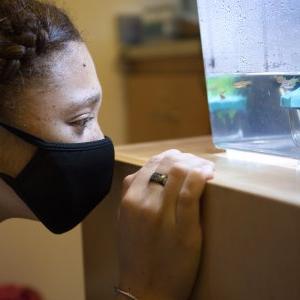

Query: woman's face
[
  {"left": 0, "top": 42, "right": 105, "bottom": 219},
  {"left": 3, "top": 41, "right": 104, "bottom": 143}
]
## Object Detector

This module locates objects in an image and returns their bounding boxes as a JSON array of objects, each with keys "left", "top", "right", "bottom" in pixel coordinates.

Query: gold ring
[{"left": 149, "top": 172, "right": 168, "bottom": 186}]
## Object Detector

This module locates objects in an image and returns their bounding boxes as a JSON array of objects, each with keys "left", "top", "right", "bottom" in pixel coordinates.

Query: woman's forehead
[
  {"left": 33, "top": 42, "right": 102, "bottom": 110},
  {"left": 11, "top": 41, "right": 102, "bottom": 123},
  {"left": 50, "top": 42, "right": 101, "bottom": 91}
]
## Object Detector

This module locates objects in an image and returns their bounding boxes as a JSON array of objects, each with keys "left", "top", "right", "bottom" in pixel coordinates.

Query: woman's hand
[{"left": 117, "top": 149, "right": 215, "bottom": 300}]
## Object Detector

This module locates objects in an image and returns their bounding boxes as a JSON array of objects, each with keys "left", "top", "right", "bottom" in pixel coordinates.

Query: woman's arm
[{"left": 116, "top": 149, "right": 214, "bottom": 300}]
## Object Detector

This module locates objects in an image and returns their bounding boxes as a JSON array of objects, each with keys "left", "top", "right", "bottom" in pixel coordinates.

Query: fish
[
  {"left": 274, "top": 75, "right": 285, "bottom": 84},
  {"left": 220, "top": 91, "right": 226, "bottom": 100},
  {"left": 233, "top": 80, "right": 252, "bottom": 89},
  {"left": 281, "top": 78, "right": 298, "bottom": 90},
  {"left": 274, "top": 75, "right": 299, "bottom": 90}
]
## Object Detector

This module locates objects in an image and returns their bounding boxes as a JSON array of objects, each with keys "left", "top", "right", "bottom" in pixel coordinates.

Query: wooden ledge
[{"left": 116, "top": 136, "right": 300, "bottom": 206}]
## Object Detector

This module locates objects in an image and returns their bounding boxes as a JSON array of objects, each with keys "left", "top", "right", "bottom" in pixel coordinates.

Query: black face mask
[{"left": 0, "top": 122, "right": 115, "bottom": 234}]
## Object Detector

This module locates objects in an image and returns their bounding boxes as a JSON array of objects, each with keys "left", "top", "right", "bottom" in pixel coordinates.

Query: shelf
[
  {"left": 116, "top": 136, "right": 300, "bottom": 206},
  {"left": 121, "top": 39, "right": 202, "bottom": 61}
]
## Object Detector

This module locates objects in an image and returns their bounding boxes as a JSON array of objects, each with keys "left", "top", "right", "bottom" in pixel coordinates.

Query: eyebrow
[{"left": 68, "top": 93, "right": 101, "bottom": 112}]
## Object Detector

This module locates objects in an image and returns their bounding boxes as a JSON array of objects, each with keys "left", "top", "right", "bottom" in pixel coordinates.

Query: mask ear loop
[
  {"left": 0, "top": 122, "right": 46, "bottom": 146},
  {"left": 0, "top": 121, "right": 115, "bottom": 152}
]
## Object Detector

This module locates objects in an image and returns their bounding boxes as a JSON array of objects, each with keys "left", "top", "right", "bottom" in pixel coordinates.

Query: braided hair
[{"left": 0, "top": 0, "right": 82, "bottom": 112}]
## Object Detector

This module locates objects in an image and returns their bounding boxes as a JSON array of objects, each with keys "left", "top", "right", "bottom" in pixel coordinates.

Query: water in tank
[{"left": 197, "top": 0, "right": 300, "bottom": 159}]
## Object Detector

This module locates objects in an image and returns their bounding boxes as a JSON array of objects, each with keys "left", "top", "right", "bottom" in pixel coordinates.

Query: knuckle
[
  {"left": 163, "top": 149, "right": 181, "bottom": 156},
  {"left": 190, "top": 168, "right": 207, "bottom": 180},
  {"left": 161, "top": 153, "right": 180, "bottom": 166},
  {"left": 121, "top": 194, "right": 145, "bottom": 219},
  {"left": 163, "top": 149, "right": 182, "bottom": 160},
  {"left": 148, "top": 154, "right": 162, "bottom": 165},
  {"left": 121, "top": 193, "right": 163, "bottom": 222},
  {"left": 182, "top": 152, "right": 197, "bottom": 160},
  {"left": 203, "top": 160, "right": 215, "bottom": 169},
  {"left": 203, "top": 159, "right": 215, "bottom": 168},
  {"left": 121, "top": 187, "right": 141, "bottom": 208},
  {"left": 160, "top": 156, "right": 172, "bottom": 166},
  {"left": 169, "top": 163, "right": 189, "bottom": 178},
  {"left": 122, "top": 175, "right": 132, "bottom": 188},
  {"left": 121, "top": 193, "right": 135, "bottom": 209}
]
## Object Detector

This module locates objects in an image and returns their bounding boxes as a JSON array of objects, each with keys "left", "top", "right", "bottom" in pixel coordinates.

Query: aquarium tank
[{"left": 197, "top": 0, "right": 300, "bottom": 159}]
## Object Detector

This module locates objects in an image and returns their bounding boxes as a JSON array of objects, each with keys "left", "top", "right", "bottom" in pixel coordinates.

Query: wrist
[
  {"left": 115, "top": 285, "right": 172, "bottom": 300},
  {"left": 115, "top": 294, "right": 134, "bottom": 300},
  {"left": 115, "top": 286, "right": 138, "bottom": 300},
  {"left": 116, "top": 278, "right": 176, "bottom": 300},
  {"left": 115, "top": 295, "right": 171, "bottom": 300}
]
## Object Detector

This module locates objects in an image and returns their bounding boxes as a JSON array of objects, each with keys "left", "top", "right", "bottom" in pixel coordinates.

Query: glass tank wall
[{"left": 197, "top": 0, "right": 300, "bottom": 159}]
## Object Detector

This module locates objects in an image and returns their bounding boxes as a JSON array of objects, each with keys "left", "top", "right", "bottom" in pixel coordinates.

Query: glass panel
[{"left": 197, "top": 0, "right": 300, "bottom": 159}]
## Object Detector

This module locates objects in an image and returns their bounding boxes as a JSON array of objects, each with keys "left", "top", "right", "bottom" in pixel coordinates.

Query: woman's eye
[{"left": 70, "top": 117, "right": 94, "bottom": 128}]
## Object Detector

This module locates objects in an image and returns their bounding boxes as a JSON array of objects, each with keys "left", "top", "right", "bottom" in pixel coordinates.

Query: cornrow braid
[{"left": 0, "top": 0, "right": 81, "bottom": 85}]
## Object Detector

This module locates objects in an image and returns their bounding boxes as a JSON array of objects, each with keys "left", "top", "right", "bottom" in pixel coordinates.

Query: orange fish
[{"left": 233, "top": 80, "right": 252, "bottom": 89}]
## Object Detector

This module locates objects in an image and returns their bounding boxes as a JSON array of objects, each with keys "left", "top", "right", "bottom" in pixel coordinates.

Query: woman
[{"left": 0, "top": 1, "right": 215, "bottom": 299}]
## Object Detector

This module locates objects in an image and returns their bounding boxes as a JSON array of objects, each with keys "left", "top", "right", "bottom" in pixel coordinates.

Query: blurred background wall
[
  {"left": 0, "top": 0, "right": 209, "bottom": 300},
  {"left": 0, "top": 220, "right": 85, "bottom": 300},
  {"left": 58, "top": 0, "right": 209, "bottom": 145},
  {"left": 58, "top": 0, "right": 142, "bottom": 145}
]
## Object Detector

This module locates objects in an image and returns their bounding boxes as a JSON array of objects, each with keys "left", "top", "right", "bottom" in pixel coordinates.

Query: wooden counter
[{"left": 82, "top": 136, "right": 300, "bottom": 300}]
